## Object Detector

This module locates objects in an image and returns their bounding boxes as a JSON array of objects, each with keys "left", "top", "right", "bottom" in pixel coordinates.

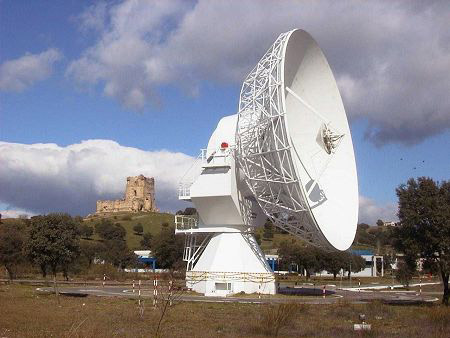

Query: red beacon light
[{"left": 220, "top": 142, "right": 229, "bottom": 149}]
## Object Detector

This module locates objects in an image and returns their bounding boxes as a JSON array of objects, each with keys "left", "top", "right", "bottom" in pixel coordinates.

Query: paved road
[
  {"left": 2, "top": 278, "right": 438, "bottom": 304},
  {"left": 35, "top": 285, "right": 439, "bottom": 305}
]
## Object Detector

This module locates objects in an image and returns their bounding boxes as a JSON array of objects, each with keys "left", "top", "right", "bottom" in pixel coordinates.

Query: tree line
[
  {"left": 0, "top": 214, "right": 183, "bottom": 281},
  {"left": 278, "top": 240, "right": 366, "bottom": 280},
  {"left": 0, "top": 177, "right": 448, "bottom": 304}
]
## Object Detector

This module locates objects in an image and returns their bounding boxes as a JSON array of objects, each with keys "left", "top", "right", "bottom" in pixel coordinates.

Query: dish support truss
[
  {"left": 183, "top": 233, "right": 211, "bottom": 271},
  {"left": 236, "top": 30, "right": 331, "bottom": 249}
]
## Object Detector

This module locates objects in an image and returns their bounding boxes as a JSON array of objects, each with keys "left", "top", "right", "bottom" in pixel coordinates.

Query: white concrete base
[
  {"left": 187, "top": 278, "right": 276, "bottom": 297},
  {"left": 186, "top": 232, "right": 276, "bottom": 296}
]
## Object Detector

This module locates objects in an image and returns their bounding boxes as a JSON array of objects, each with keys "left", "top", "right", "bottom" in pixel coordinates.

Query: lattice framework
[{"left": 236, "top": 30, "right": 331, "bottom": 249}]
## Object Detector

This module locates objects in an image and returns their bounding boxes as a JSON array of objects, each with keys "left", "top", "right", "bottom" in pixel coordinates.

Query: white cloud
[
  {"left": 67, "top": 0, "right": 190, "bottom": 109},
  {"left": 76, "top": 1, "right": 108, "bottom": 34},
  {"left": 358, "top": 195, "right": 398, "bottom": 226},
  {"left": 0, "top": 48, "right": 61, "bottom": 92},
  {"left": 0, "top": 140, "right": 195, "bottom": 216},
  {"left": 0, "top": 140, "right": 401, "bottom": 224},
  {"left": 68, "top": 0, "right": 450, "bottom": 145},
  {"left": 0, "top": 209, "right": 36, "bottom": 219}
]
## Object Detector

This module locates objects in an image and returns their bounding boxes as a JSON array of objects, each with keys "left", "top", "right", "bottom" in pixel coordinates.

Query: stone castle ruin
[{"left": 96, "top": 175, "right": 156, "bottom": 213}]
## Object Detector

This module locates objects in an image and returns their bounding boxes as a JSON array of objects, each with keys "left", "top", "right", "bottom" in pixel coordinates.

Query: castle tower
[{"left": 96, "top": 175, "right": 156, "bottom": 213}]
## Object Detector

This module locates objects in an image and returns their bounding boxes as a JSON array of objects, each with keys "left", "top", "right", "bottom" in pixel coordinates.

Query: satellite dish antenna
[{"left": 176, "top": 29, "right": 358, "bottom": 296}]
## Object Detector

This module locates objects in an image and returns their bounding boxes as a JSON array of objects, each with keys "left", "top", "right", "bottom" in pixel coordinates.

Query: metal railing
[
  {"left": 175, "top": 215, "right": 199, "bottom": 231},
  {"left": 178, "top": 147, "right": 234, "bottom": 200},
  {"left": 201, "top": 148, "right": 232, "bottom": 167},
  {"left": 178, "top": 185, "right": 192, "bottom": 199}
]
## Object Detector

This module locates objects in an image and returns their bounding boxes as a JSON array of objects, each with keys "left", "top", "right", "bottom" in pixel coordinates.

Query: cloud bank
[
  {"left": 0, "top": 140, "right": 194, "bottom": 216},
  {"left": 67, "top": 0, "right": 450, "bottom": 146},
  {"left": 0, "top": 209, "right": 36, "bottom": 219},
  {"left": 0, "top": 48, "right": 61, "bottom": 92},
  {"left": 1, "top": 140, "right": 396, "bottom": 225}
]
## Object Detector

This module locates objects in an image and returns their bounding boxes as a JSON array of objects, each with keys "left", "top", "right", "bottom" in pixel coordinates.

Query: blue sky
[{"left": 1, "top": 1, "right": 449, "bottom": 224}]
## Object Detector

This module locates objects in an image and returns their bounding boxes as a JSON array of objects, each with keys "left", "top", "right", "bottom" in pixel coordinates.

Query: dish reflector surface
[{"left": 236, "top": 29, "right": 358, "bottom": 250}]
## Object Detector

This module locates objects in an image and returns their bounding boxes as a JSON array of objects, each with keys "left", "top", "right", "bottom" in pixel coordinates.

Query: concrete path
[
  {"left": 2, "top": 278, "right": 439, "bottom": 304},
  {"left": 35, "top": 285, "right": 439, "bottom": 305},
  {"left": 340, "top": 281, "right": 440, "bottom": 291}
]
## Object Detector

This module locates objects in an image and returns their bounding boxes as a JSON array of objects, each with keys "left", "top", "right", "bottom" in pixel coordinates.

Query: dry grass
[
  {"left": 424, "top": 306, "right": 450, "bottom": 336},
  {"left": 254, "top": 303, "right": 305, "bottom": 336},
  {"left": 0, "top": 285, "right": 449, "bottom": 337}
]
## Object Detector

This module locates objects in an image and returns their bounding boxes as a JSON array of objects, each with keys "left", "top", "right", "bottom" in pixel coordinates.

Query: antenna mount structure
[{"left": 175, "top": 29, "right": 358, "bottom": 296}]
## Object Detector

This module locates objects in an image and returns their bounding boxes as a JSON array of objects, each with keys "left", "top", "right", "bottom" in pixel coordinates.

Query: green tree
[
  {"left": 358, "top": 223, "right": 370, "bottom": 231},
  {"left": 25, "top": 213, "right": 81, "bottom": 281},
  {"left": 100, "top": 239, "right": 136, "bottom": 269},
  {"left": 278, "top": 241, "right": 322, "bottom": 279},
  {"left": 393, "top": 177, "right": 450, "bottom": 305},
  {"left": 133, "top": 223, "right": 144, "bottom": 235},
  {"left": 323, "top": 252, "right": 348, "bottom": 280},
  {"left": 95, "top": 219, "right": 135, "bottom": 268},
  {"left": 303, "top": 247, "right": 326, "bottom": 277},
  {"left": 395, "top": 255, "right": 417, "bottom": 289},
  {"left": 0, "top": 221, "right": 26, "bottom": 279},
  {"left": 151, "top": 227, "right": 184, "bottom": 269},
  {"left": 140, "top": 232, "right": 153, "bottom": 249},
  {"left": 344, "top": 254, "right": 366, "bottom": 280},
  {"left": 80, "top": 241, "right": 104, "bottom": 268},
  {"left": 95, "top": 219, "right": 126, "bottom": 241},
  {"left": 278, "top": 240, "right": 300, "bottom": 271},
  {"left": 79, "top": 223, "right": 94, "bottom": 240},
  {"left": 183, "top": 207, "right": 197, "bottom": 215},
  {"left": 376, "top": 219, "right": 384, "bottom": 227}
]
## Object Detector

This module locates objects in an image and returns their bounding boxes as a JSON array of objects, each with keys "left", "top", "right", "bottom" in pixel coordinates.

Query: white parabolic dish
[{"left": 236, "top": 29, "right": 358, "bottom": 251}]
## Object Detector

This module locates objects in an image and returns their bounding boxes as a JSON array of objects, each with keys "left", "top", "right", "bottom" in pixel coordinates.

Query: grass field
[{"left": 0, "top": 284, "right": 448, "bottom": 337}]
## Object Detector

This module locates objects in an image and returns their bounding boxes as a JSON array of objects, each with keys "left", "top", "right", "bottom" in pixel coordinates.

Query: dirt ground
[{"left": 0, "top": 284, "right": 448, "bottom": 337}]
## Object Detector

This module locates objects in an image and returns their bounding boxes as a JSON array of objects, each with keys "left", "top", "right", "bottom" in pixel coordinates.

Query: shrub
[
  {"left": 364, "top": 300, "right": 392, "bottom": 318},
  {"left": 258, "top": 303, "right": 302, "bottom": 336},
  {"left": 133, "top": 223, "right": 143, "bottom": 235}
]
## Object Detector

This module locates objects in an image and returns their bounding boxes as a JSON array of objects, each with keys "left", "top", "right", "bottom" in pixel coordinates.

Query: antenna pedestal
[{"left": 186, "top": 232, "right": 276, "bottom": 297}]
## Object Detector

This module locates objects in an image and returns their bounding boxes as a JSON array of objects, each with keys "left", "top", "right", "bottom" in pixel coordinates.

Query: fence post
[
  {"left": 132, "top": 280, "right": 135, "bottom": 293},
  {"left": 153, "top": 276, "right": 158, "bottom": 308},
  {"left": 322, "top": 285, "right": 326, "bottom": 299},
  {"left": 102, "top": 274, "right": 106, "bottom": 288},
  {"left": 138, "top": 280, "right": 141, "bottom": 306},
  {"left": 169, "top": 280, "right": 173, "bottom": 306}
]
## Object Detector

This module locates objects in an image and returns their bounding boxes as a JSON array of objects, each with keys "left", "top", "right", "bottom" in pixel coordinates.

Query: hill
[
  {"left": 85, "top": 211, "right": 174, "bottom": 249},
  {"left": 2, "top": 213, "right": 383, "bottom": 253}
]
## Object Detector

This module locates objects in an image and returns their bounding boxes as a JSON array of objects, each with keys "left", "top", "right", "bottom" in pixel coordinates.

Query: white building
[
  {"left": 350, "top": 250, "right": 384, "bottom": 277},
  {"left": 316, "top": 250, "right": 384, "bottom": 278}
]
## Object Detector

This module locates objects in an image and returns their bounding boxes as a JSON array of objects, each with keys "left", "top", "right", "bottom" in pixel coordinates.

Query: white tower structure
[{"left": 175, "top": 29, "right": 358, "bottom": 297}]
